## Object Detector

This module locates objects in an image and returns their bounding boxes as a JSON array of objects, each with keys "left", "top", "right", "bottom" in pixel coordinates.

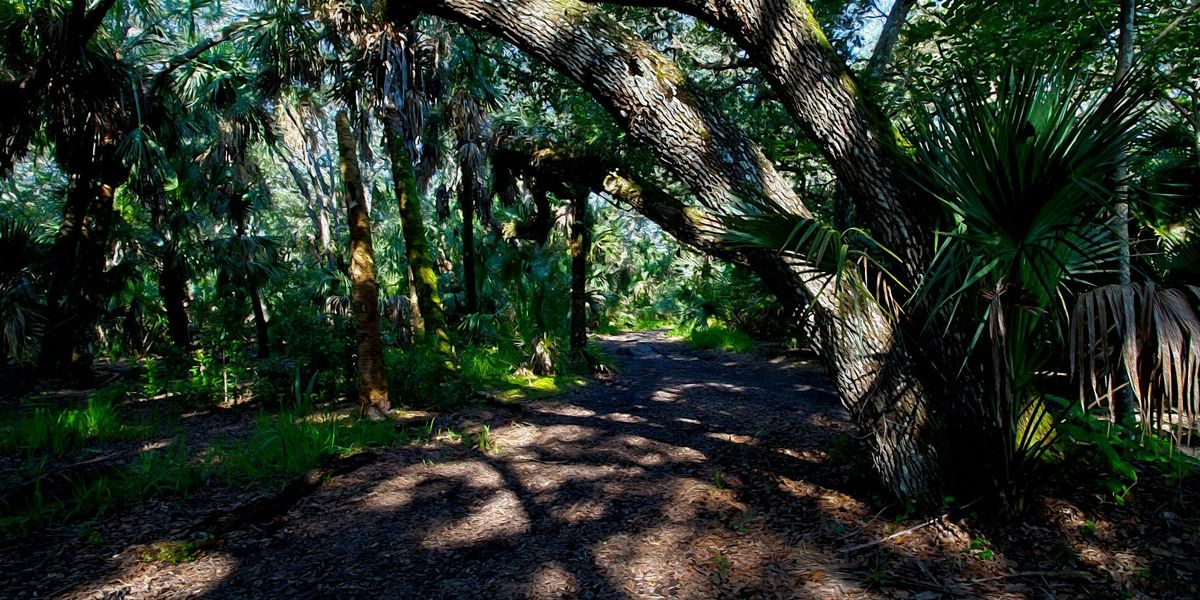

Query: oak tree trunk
[{"left": 421, "top": 0, "right": 981, "bottom": 506}]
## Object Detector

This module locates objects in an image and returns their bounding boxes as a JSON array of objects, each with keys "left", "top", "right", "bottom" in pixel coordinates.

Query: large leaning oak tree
[{"left": 389, "top": 0, "right": 999, "bottom": 506}]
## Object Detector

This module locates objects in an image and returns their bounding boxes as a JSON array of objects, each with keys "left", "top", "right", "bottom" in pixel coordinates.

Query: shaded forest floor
[{"left": 3, "top": 330, "right": 1199, "bottom": 599}]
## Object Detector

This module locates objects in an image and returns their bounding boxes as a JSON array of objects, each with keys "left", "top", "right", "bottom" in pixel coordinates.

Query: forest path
[{"left": 52, "top": 332, "right": 910, "bottom": 599}]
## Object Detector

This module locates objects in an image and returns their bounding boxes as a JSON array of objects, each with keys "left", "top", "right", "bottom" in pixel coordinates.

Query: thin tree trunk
[
  {"left": 285, "top": 159, "right": 336, "bottom": 268},
  {"left": 39, "top": 164, "right": 123, "bottom": 381},
  {"left": 159, "top": 251, "right": 191, "bottom": 351},
  {"left": 233, "top": 216, "right": 270, "bottom": 359},
  {"left": 569, "top": 191, "right": 591, "bottom": 357},
  {"left": 460, "top": 168, "right": 479, "bottom": 315},
  {"left": 867, "top": 0, "right": 917, "bottom": 79},
  {"left": 147, "top": 191, "right": 191, "bottom": 350},
  {"left": 336, "top": 110, "right": 391, "bottom": 418},
  {"left": 405, "top": 263, "right": 425, "bottom": 338},
  {"left": 1114, "top": 0, "right": 1139, "bottom": 421},
  {"left": 383, "top": 116, "right": 454, "bottom": 358}
]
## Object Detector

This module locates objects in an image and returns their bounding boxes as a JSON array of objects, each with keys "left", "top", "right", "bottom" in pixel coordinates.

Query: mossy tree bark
[
  {"left": 336, "top": 111, "right": 391, "bottom": 418},
  {"left": 383, "top": 116, "right": 454, "bottom": 359}
]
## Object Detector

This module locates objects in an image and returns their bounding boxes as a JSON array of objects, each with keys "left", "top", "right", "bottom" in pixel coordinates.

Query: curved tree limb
[
  {"left": 584, "top": 0, "right": 931, "bottom": 274},
  {"left": 418, "top": 0, "right": 809, "bottom": 219}
]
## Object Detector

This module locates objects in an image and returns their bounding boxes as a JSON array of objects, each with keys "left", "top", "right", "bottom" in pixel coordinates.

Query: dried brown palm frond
[{"left": 1072, "top": 283, "right": 1200, "bottom": 443}]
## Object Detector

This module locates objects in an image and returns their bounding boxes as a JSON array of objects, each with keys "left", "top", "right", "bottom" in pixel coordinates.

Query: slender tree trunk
[
  {"left": 232, "top": 216, "right": 270, "bottom": 359},
  {"left": 569, "top": 191, "right": 591, "bottom": 357},
  {"left": 460, "top": 169, "right": 479, "bottom": 315},
  {"left": 383, "top": 116, "right": 454, "bottom": 358},
  {"left": 336, "top": 110, "right": 391, "bottom": 418},
  {"left": 159, "top": 251, "right": 191, "bottom": 351},
  {"left": 867, "top": 0, "right": 917, "bottom": 79},
  {"left": 147, "top": 191, "right": 191, "bottom": 350},
  {"left": 285, "top": 159, "right": 336, "bottom": 268},
  {"left": 1114, "top": 0, "right": 1139, "bottom": 421},
  {"left": 39, "top": 164, "right": 123, "bottom": 381},
  {"left": 405, "top": 264, "right": 425, "bottom": 338}
]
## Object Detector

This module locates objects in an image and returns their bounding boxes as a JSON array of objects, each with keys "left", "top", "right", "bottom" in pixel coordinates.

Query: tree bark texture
[
  {"left": 1114, "top": 0, "right": 1140, "bottom": 421},
  {"left": 384, "top": 116, "right": 454, "bottom": 358},
  {"left": 38, "top": 157, "right": 125, "bottom": 381},
  {"left": 583, "top": 0, "right": 931, "bottom": 271},
  {"left": 414, "top": 0, "right": 977, "bottom": 505},
  {"left": 336, "top": 110, "right": 392, "bottom": 418}
]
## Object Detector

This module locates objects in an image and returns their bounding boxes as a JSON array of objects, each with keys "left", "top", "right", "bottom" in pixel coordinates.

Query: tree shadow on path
[{"left": 32, "top": 330, "right": 1198, "bottom": 599}]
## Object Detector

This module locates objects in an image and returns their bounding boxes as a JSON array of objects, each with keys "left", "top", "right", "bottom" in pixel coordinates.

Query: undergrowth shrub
[
  {"left": 1047, "top": 395, "right": 1196, "bottom": 503},
  {"left": 386, "top": 343, "right": 471, "bottom": 408}
]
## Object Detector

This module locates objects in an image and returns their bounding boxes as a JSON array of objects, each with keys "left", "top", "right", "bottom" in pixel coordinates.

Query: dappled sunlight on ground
[
  {"left": 7, "top": 330, "right": 1197, "bottom": 598},
  {"left": 65, "top": 549, "right": 240, "bottom": 599}
]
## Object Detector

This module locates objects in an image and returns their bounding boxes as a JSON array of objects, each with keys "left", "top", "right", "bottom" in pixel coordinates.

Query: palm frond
[{"left": 1073, "top": 283, "right": 1200, "bottom": 443}]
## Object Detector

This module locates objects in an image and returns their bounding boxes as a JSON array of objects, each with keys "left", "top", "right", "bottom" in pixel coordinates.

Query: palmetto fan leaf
[
  {"left": 1073, "top": 283, "right": 1200, "bottom": 444},
  {"left": 721, "top": 212, "right": 902, "bottom": 318},
  {"left": 908, "top": 68, "right": 1152, "bottom": 331},
  {"left": 902, "top": 66, "right": 1177, "bottom": 485},
  {"left": 0, "top": 216, "right": 46, "bottom": 360}
]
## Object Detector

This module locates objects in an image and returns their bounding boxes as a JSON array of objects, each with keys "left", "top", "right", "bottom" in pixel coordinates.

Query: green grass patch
[
  {"left": 0, "top": 388, "right": 152, "bottom": 456},
  {"left": 0, "top": 438, "right": 198, "bottom": 538},
  {"left": 0, "top": 410, "right": 432, "bottom": 539},
  {"left": 210, "top": 411, "right": 413, "bottom": 482},
  {"left": 672, "top": 322, "right": 755, "bottom": 352},
  {"left": 596, "top": 312, "right": 674, "bottom": 334},
  {"left": 460, "top": 345, "right": 588, "bottom": 402}
]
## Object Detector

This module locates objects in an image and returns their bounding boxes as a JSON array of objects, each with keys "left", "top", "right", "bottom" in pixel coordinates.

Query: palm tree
[
  {"left": 0, "top": 217, "right": 46, "bottom": 363},
  {"left": 335, "top": 109, "right": 391, "bottom": 418},
  {"left": 377, "top": 23, "right": 454, "bottom": 359}
]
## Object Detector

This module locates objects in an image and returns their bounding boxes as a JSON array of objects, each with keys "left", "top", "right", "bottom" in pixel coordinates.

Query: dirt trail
[
  {"left": 32, "top": 331, "right": 869, "bottom": 599},
  {"left": 13, "top": 331, "right": 1190, "bottom": 599}
]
